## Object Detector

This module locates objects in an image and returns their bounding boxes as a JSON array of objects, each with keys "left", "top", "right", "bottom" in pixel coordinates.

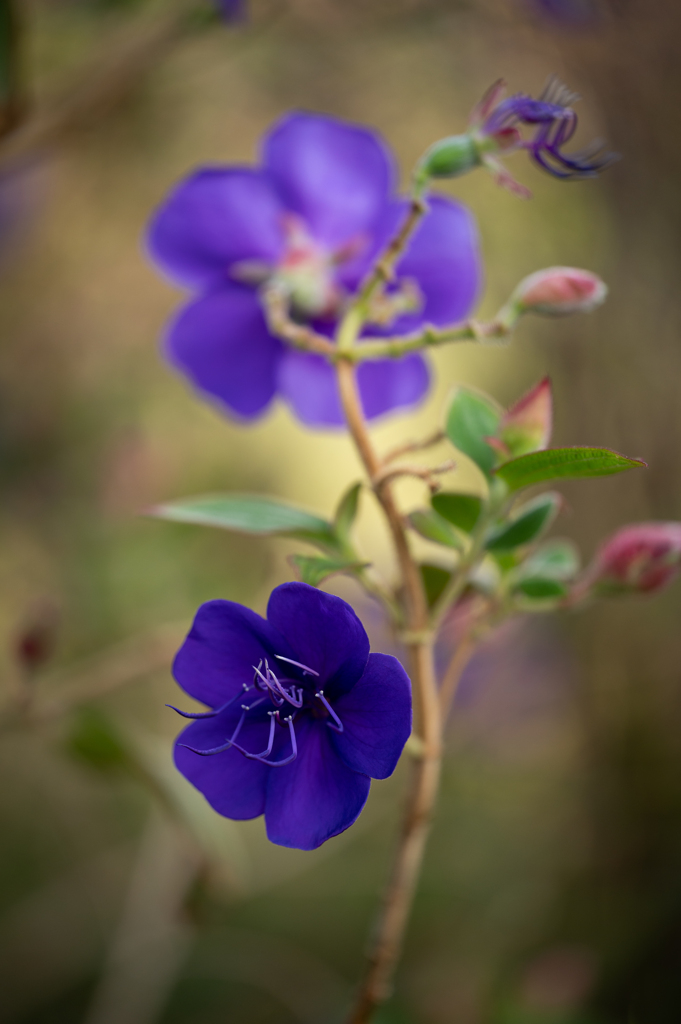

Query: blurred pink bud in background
[{"left": 581, "top": 522, "right": 681, "bottom": 596}]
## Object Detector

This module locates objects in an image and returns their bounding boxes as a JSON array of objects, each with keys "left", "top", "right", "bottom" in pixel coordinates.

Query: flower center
[
  {"left": 273, "top": 215, "right": 342, "bottom": 320},
  {"left": 171, "top": 653, "right": 343, "bottom": 767}
]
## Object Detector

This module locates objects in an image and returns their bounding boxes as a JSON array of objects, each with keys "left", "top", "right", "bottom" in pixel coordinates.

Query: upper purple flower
[
  {"left": 148, "top": 112, "right": 482, "bottom": 427},
  {"left": 170, "top": 583, "right": 412, "bottom": 850}
]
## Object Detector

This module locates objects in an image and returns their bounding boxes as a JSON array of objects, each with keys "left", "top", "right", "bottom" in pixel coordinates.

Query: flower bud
[
  {"left": 513, "top": 267, "right": 607, "bottom": 317},
  {"left": 498, "top": 376, "right": 553, "bottom": 457},
  {"left": 583, "top": 522, "right": 681, "bottom": 596},
  {"left": 415, "top": 134, "right": 480, "bottom": 187}
]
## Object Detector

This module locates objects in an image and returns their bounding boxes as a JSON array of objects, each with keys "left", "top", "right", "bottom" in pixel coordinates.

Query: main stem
[{"left": 336, "top": 359, "right": 442, "bottom": 1024}]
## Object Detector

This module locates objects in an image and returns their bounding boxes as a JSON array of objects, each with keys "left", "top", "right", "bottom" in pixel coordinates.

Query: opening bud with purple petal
[
  {"left": 416, "top": 77, "right": 617, "bottom": 199},
  {"left": 577, "top": 523, "right": 681, "bottom": 598}
]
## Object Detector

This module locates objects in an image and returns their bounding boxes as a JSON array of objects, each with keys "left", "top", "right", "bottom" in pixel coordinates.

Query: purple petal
[
  {"left": 174, "top": 707, "right": 271, "bottom": 819},
  {"left": 388, "top": 195, "right": 482, "bottom": 332},
  {"left": 165, "top": 287, "right": 284, "bottom": 420},
  {"left": 262, "top": 113, "right": 395, "bottom": 249},
  {"left": 340, "top": 196, "right": 482, "bottom": 333},
  {"left": 357, "top": 353, "right": 430, "bottom": 421},
  {"left": 173, "top": 599, "right": 291, "bottom": 708},
  {"left": 148, "top": 169, "right": 284, "bottom": 290},
  {"left": 266, "top": 583, "right": 369, "bottom": 694},
  {"left": 264, "top": 717, "right": 370, "bottom": 849},
  {"left": 332, "top": 654, "right": 412, "bottom": 780},
  {"left": 277, "top": 350, "right": 345, "bottom": 427},
  {"left": 279, "top": 348, "right": 430, "bottom": 426}
]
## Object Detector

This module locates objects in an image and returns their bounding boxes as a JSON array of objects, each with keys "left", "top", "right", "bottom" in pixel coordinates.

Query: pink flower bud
[
  {"left": 498, "top": 376, "right": 553, "bottom": 457},
  {"left": 584, "top": 522, "right": 681, "bottom": 596},
  {"left": 514, "top": 267, "right": 607, "bottom": 317}
]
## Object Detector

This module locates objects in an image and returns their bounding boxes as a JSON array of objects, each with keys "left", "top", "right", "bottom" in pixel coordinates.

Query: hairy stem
[{"left": 336, "top": 358, "right": 442, "bottom": 1024}]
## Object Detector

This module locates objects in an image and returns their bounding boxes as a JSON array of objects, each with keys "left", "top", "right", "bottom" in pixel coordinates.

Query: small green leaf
[
  {"left": 289, "top": 555, "right": 369, "bottom": 588},
  {"left": 519, "top": 539, "right": 580, "bottom": 581},
  {"left": 445, "top": 387, "right": 502, "bottom": 475},
  {"left": 420, "top": 563, "right": 451, "bottom": 608},
  {"left": 495, "top": 447, "right": 646, "bottom": 491},
  {"left": 486, "top": 493, "right": 561, "bottom": 552},
  {"left": 515, "top": 577, "right": 567, "bottom": 600},
  {"left": 66, "top": 708, "right": 130, "bottom": 774},
  {"left": 408, "top": 510, "right": 463, "bottom": 550},
  {"left": 150, "top": 494, "right": 338, "bottom": 552},
  {"left": 431, "top": 492, "right": 482, "bottom": 533},
  {"left": 333, "top": 482, "right": 362, "bottom": 545}
]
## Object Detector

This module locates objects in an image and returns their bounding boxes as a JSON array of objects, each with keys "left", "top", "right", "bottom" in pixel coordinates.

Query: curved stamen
[
  {"left": 166, "top": 685, "right": 248, "bottom": 720},
  {"left": 230, "top": 714, "right": 299, "bottom": 766},
  {"left": 275, "top": 654, "right": 320, "bottom": 677},
  {"left": 178, "top": 709, "right": 246, "bottom": 756},
  {"left": 242, "top": 711, "right": 277, "bottom": 760},
  {"left": 315, "top": 690, "right": 344, "bottom": 733}
]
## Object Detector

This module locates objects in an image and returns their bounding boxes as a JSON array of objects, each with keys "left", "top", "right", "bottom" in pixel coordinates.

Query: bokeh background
[{"left": 1, "top": 1, "right": 680, "bottom": 1021}]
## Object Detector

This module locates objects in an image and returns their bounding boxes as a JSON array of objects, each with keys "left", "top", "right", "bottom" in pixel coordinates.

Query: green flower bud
[{"left": 415, "top": 133, "right": 480, "bottom": 188}]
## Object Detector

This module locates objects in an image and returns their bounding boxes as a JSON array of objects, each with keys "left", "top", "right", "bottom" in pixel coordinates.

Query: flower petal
[
  {"left": 148, "top": 169, "right": 284, "bottom": 290},
  {"left": 340, "top": 196, "right": 482, "bottom": 333},
  {"left": 264, "top": 717, "right": 370, "bottom": 849},
  {"left": 174, "top": 707, "right": 271, "bottom": 819},
  {"left": 357, "top": 354, "right": 431, "bottom": 421},
  {"left": 395, "top": 194, "right": 482, "bottom": 328},
  {"left": 173, "top": 599, "right": 291, "bottom": 708},
  {"left": 277, "top": 349, "right": 344, "bottom": 427},
  {"left": 165, "top": 287, "right": 284, "bottom": 420},
  {"left": 331, "top": 653, "right": 412, "bottom": 780},
  {"left": 279, "top": 348, "right": 430, "bottom": 426},
  {"left": 266, "top": 583, "right": 369, "bottom": 694},
  {"left": 263, "top": 113, "right": 395, "bottom": 249}
]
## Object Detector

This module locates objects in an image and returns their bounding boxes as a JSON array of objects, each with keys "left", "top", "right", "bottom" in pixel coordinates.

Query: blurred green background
[{"left": 1, "top": 1, "right": 681, "bottom": 1021}]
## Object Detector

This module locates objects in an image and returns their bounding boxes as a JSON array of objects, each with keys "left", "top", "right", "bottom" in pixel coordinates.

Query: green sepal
[
  {"left": 445, "top": 386, "right": 503, "bottom": 476},
  {"left": 485, "top": 492, "right": 561, "bottom": 552},
  {"left": 494, "top": 447, "right": 646, "bottom": 492},
  {"left": 289, "top": 555, "right": 370, "bottom": 588},
  {"left": 149, "top": 493, "right": 339, "bottom": 554},
  {"left": 514, "top": 577, "right": 567, "bottom": 600},
  {"left": 333, "top": 482, "right": 362, "bottom": 548},
  {"left": 408, "top": 510, "right": 464, "bottom": 550},
  {"left": 431, "top": 492, "right": 482, "bottom": 533}
]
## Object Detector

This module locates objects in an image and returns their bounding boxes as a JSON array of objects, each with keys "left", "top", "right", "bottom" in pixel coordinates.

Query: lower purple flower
[{"left": 170, "top": 582, "right": 412, "bottom": 850}]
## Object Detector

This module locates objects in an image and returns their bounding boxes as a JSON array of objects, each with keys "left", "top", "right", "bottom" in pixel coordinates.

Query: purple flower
[
  {"left": 470, "top": 78, "right": 616, "bottom": 197},
  {"left": 170, "top": 583, "right": 412, "bottom": 850},
  {"left": 148, "top": 112, "right": 481, "bottom": 427},
  {"left": 215, "top": 0, "right": 246, "bottom": 21}
]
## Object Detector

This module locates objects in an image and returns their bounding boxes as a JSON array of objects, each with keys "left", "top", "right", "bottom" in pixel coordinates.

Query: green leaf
[
  {"left": 431, "top": 492, "right": 482, "bottom": 532},
  {"left": 486, "top": 493, "right": 561, "bottom": 552},
  {"left": 519, "top": 539, "right": 580, "bottom": 581},
  {"left": 445, "top": 387, "right": 502, "bottom": 475},
  {"left": 66, "top": 708, "right": 130, "bottom": 774},
  {"left": 333, "top": 482, "right": 362, "bottom": 546},
  {"left": 150, "top": 494, "right": 338, "bottom": 552},
  {"left": 420, "top": 563, "right": 452, "bottom": 608},
  {"left": 495, "top": 447, "right": 646, "bottom": 491},
  {"left": 289, "top": 555, "right": 369, "bottom": 588},
  {"left": 514, "top": 577, "right": 567, "bottom": 600},
  {"left": 408, "top": 510, "right": 463, "bottom": 550}
]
